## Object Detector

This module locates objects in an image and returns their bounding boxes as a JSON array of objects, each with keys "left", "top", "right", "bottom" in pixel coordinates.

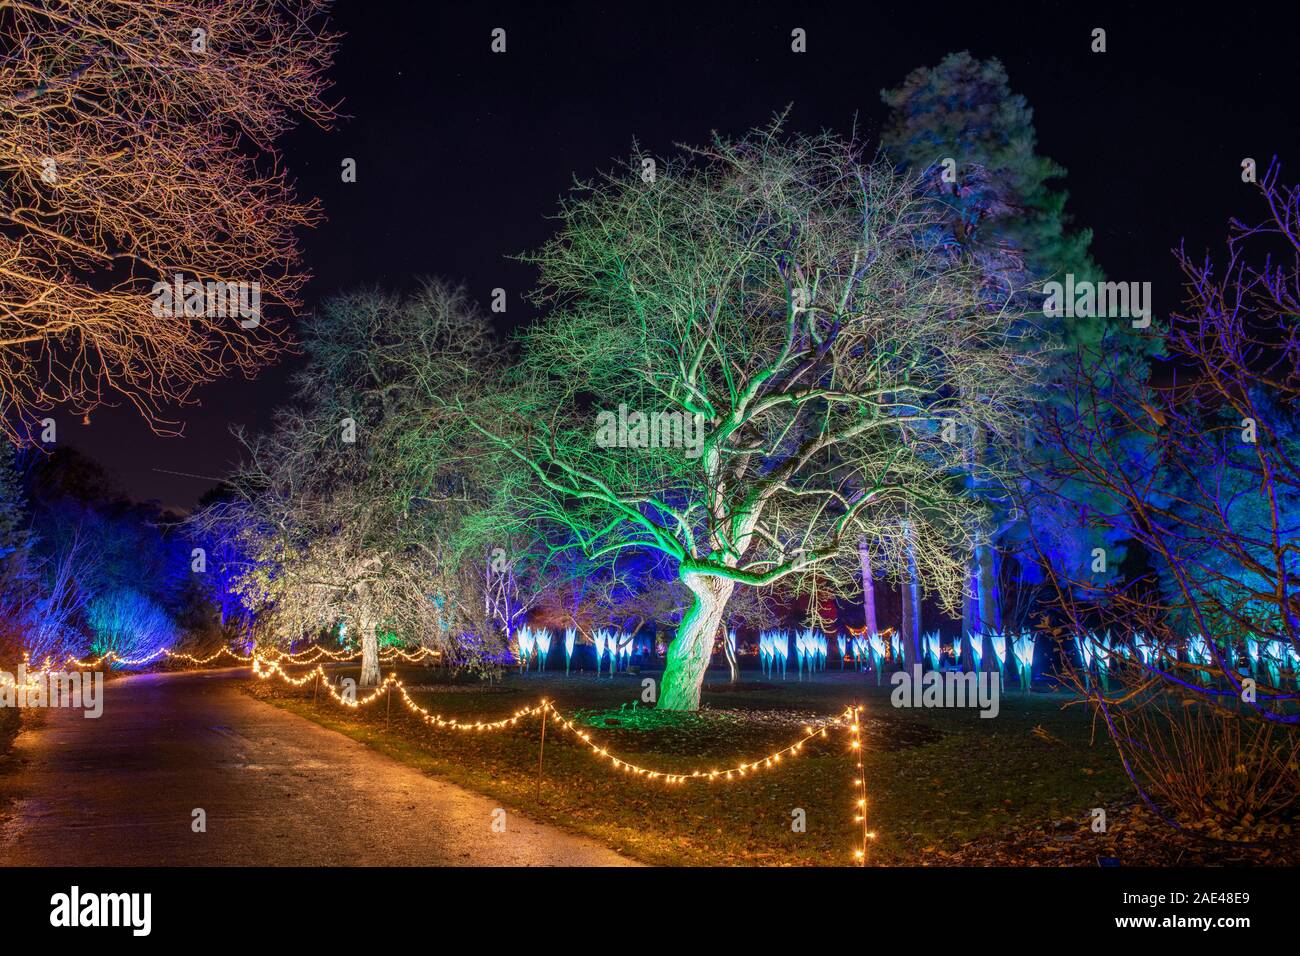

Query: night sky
[{"left": 59, "top": 0, "right": 1300, "bottom": 510}]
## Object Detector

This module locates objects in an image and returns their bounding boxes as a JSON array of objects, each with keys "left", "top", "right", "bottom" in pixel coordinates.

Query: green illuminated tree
[{"left": 448, "top": 126, "right": 1036, "bottom": 709}]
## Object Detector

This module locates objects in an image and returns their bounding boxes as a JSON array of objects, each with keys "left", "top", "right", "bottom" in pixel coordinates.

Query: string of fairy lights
[
  {"left": 847, "top": 706, "right": 877, "bottom": 862},
  {"left": 4, "top": 643, "right": 874, "bottom": 864},
  {"left": 248, "top": 652, "right": 875, "bottom": 862},
  {"left": 59, "top": 643, "right": 440, "bottom": 670}
]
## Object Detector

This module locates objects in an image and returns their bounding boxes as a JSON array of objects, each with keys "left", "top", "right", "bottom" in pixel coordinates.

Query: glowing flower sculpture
[
  {"left": 795, "top": 629, "right": 813, "bottom": 680},
  {"left": 1073, "top": 634, "right": 1094, "bottom": 690},
  {"left": 1012, "top": 632, "right": 1035, "bottom": 693},
  {"left": 1245, "top": 635, "right": 1261, "bottom": 677},
  {"left": 1263, "top": 641, "right": 1283, "bottom": 688},
  {"left": 773, "top": 630, "right": 789, "bottom": 679},
  {"left": 1093, "top": 632, "right": 1112, "bottom": 694},
  {"left": 759, "top": 631, "right": 774, "bottom": 678},
  {"left": 868, "top": 633, "right": 888, "bottom": 685},
  {"left": 564, "top": 628, "right": 577, "bottom": 675},
  {"left": 607, "top": 630, "right": 625, "bottom": 676},
  {"left": 1133, "top": 632, "right": 1155, "bottom": 667},
  {"left": 816, "top": 634, "right": 828, "bottom": 671},
  {"left": 988, "top": 631, "right": 1007, "bottom": 685},
  {"left": 1186, "top": 633, "right": 1212, "bottom": 686},
  {"left": 592, "top": 629, "right": 608, "bottom": 677},
  {"left": 516, "top": 628, "right": 535, "bottom": 672},
  {"left": 966, "top": 633, "right": 982, "bottom": 673},
  {"left": 533, "top": 627, "right": 553, "bottom": 672},
  {"left": 924, "top": 631, "right": 942, "bottom": 671}
]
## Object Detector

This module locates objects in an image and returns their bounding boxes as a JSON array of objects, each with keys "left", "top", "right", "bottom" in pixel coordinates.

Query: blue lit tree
[
  {"left": 882, "top": 52, "right": 1148, "bottom": 656},
  {"left": 1038, "top": 164, "right": 1300, "bottom": 832}
]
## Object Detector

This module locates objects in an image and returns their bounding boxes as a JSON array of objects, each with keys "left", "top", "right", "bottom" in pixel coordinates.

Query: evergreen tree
[
  {"left": 881, "top": 51, "right": 1099, "bottom": 299},
  {"left": 881, "top": 52, "right": 1145, "bottom": 652}
]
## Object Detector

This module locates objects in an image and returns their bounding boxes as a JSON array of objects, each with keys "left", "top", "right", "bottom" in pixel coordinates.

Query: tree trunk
[
  {"left": 722, "top": 625, "right": 739, "bottom": 682},
  {"left": 901, "top": 521, "right": 922, "bottom": 667},
  {"left": 961, "top": 565, "right": 975, "bottom": 669},
  {"left": 992, "top": 549, "right": 1004, "bottom": 631},
  {"left": 359, "top": 616, "right": 380, "bottom": 688},
  {"left": 976, "top": 540, "right": 997, "bottom": 638},
  {"left": 970, "top": 424, "right": 1000, "bottom": 656},
  {"left": 658, "top": 571, "right": 734, "bottom": 711},
  {"left": 858, "top": 536, "right": 879, "bottom": 637}
]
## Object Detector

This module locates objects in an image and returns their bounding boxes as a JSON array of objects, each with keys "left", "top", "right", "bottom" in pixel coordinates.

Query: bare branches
[
  {"left": 478, "top": 128, "right": 1035, "bottom": 607},
  {"left": 1033, "top": 158, "right": 1300, "bottom": 831},
  {"left": 0, "top": 0, "right": 338, "bottom": 437}
]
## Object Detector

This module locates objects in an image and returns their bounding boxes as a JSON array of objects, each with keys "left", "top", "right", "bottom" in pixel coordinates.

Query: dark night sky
[{"left": 59, "top": 0, "right": 1300, "bottom": 510}]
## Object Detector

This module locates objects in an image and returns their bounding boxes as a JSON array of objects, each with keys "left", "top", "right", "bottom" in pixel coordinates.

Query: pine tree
[
  {"left": 881, "top": 51, "right": 1099, "bottom": 297},
  {"left": 881, "top": 52, "right": 1143, "bottom": 654}
]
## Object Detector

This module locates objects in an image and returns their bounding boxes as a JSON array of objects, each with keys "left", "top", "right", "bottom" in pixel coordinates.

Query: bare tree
[
  {"left": 0, "top": 0, "right": 337, "bottom": 438},
  {"left": 196, "top": 282, "right": 508, "bottom": 685},
  {"left": 441, "top": 125, "right": 1036, "bottom": 709},
  {"left": 1035, "top": 160, "right": 1300, "bottom": 833}
]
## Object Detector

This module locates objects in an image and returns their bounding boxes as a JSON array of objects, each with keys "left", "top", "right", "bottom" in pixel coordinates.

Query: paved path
[{"left": 0, "top": 668, "right": 637, "bottom": 866}]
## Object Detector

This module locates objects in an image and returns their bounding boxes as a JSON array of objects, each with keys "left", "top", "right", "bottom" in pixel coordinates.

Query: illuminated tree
[
  {"left": 455, "top": 478, "right": 556, "bottom": 650},
  {"left": 199, "top": 282, "right": 506, "bottom": 685},
  {"left": 0, "top": 0, "right": 337, "bottom": 439},
  {"left": 450, "top": 126, "right": 1035, "bottom": 709},
  {"left": 532, "top": 545, "right": 686, "bottom": 658},
  {"left": 86, "top": 587, "right": 174, "bottom": 662},
  {"left": 0, "top": 440, "right": 39, "bottom": 661},
  {"left": 882, "top": 52, "right": 1143, "bottom": 658},
  {"left": 1039, "top": 163, "right": 1300, "bottom": 831},
  {"left": 187, "top": 490, "right": 256, "bottom": 639},
  {"left": 0, "top": 442, "right": 28, "bottom": 559},
  {"left": 881, "top": 52, "right": 1099, "bottom": 291}
]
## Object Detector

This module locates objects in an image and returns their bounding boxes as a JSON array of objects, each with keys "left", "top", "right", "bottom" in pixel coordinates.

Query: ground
[
  {"left": 0, "top": 668, "right": 633, "bottom": 866},
  {"left": 3, "top": 661, "right": 1293, "bottom": 867},
  {"left": 245, "top": 661, "right": 1299, "bottom": 866}
]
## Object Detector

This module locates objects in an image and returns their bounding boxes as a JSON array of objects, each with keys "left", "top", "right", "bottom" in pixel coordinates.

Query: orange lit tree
[{"left": 0, "top": 0, "right": 338, "bottom": 438}]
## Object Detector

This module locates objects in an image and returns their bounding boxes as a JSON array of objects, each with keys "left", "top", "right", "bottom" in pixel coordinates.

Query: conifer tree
[{"left": 881, "top": 52, "right": 1140, "bottom": 652}]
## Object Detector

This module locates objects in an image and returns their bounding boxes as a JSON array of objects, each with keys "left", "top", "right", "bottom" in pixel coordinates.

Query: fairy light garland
[
  {"left": 848, "top": 705, "right": 876, "bottom": 865},
  {"left": 0, "top": 652, "right": 48, "bottom": 689},
  {"left": 540, "top": 705, "right": 850, "bottom": 784},
  {"left": 251, "top": 652, "right": 853, "bottom": 782},
  {"left": 252, "top": 651, "right": 875, "bottom": 862},
  {"left": 63, "top": 643, "right": 440, "bottom": 671},
  {"left": 5, "top": 644, "right": 879, "bottom": 863},
  {"left": 252, "top": 655, "right": 546, "bottom": 731}
]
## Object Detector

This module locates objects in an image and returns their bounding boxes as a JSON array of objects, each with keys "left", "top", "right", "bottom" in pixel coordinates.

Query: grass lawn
[{"left": 242, "top": 660, "right": 1167, "bottom": 866}]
